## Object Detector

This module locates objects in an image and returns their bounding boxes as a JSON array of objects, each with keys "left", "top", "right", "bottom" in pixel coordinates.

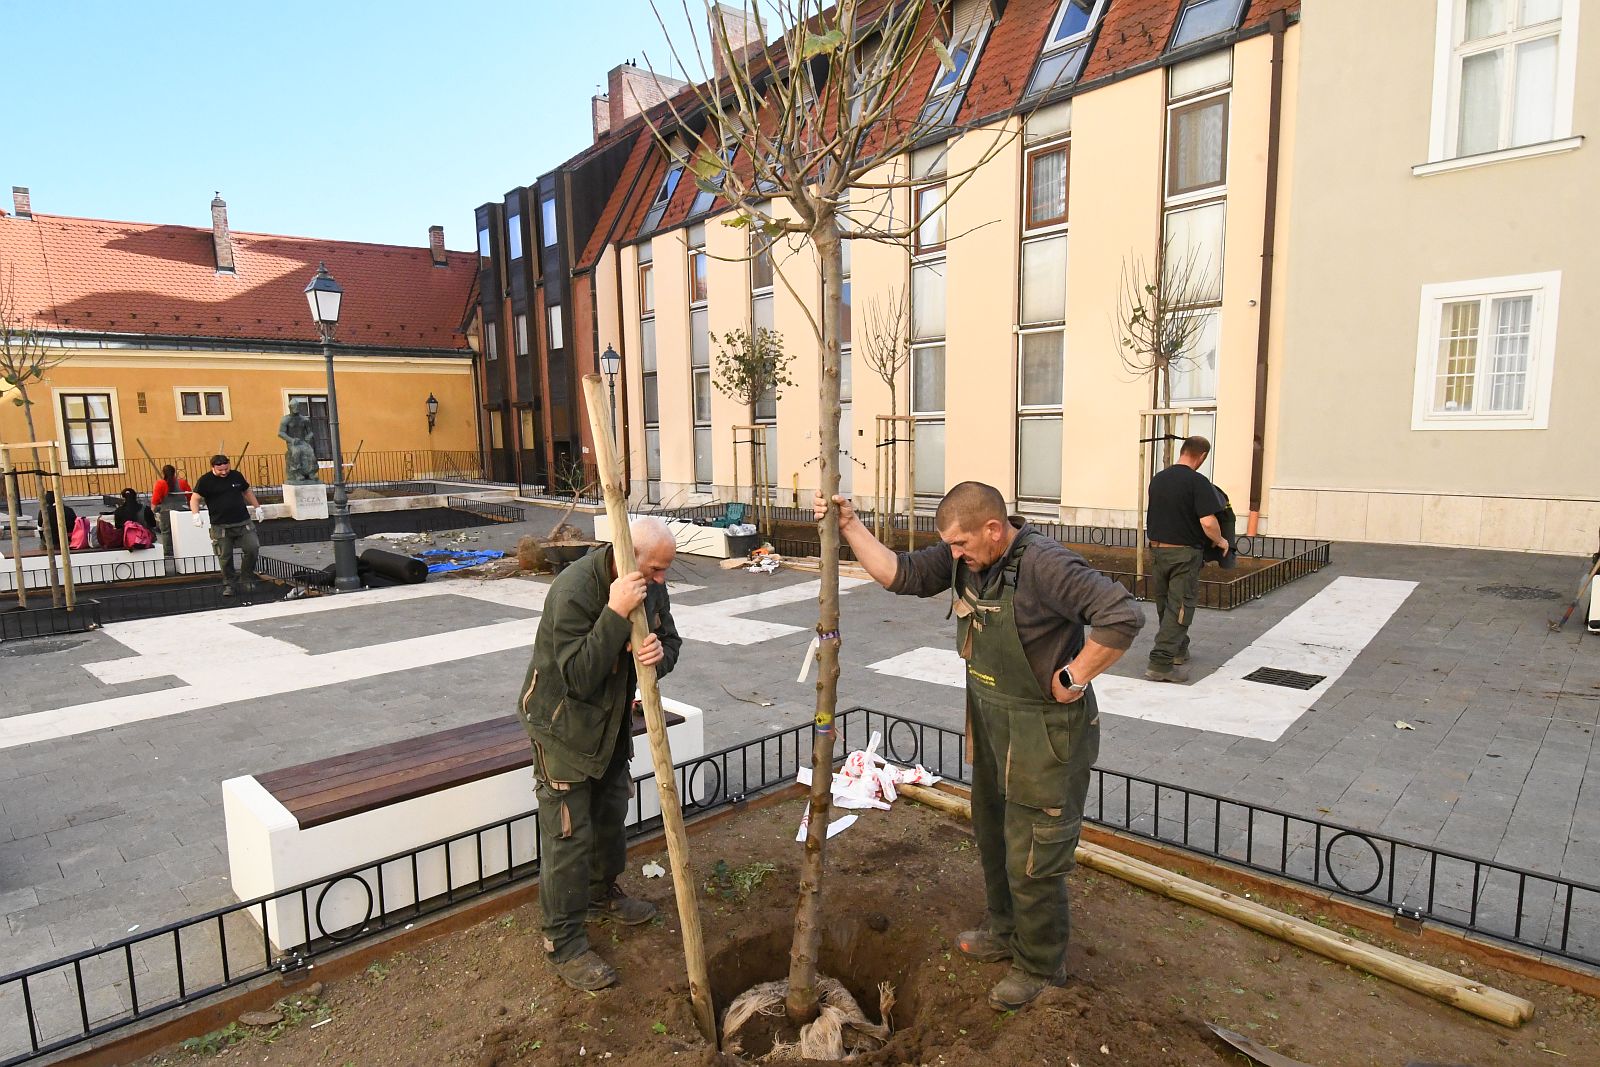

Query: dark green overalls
[{"left": 955, "top": 531, "right": 1100, "bottom": 979}]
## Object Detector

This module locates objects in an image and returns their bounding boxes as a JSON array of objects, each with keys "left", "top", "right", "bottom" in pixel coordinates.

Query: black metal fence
[
  {"left": 840, "top": 710, "right": 1600, "bottom": 970},
  {"left": 0, "top": 600, "right": 103, "bottom": 643},
  {"left": 444, "top": 497, "right": 526, "bottom": 524},
  {"left": 5, "top": 709, "right": 1594, "bottom": 1064},
  {"left": 47, "top": 451, "right": 487, "bottom": 501}
]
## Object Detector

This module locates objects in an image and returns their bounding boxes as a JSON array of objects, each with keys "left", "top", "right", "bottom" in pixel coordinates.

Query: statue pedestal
[{"left": 284, "top": 483, "right": 329, "bottom": 521}]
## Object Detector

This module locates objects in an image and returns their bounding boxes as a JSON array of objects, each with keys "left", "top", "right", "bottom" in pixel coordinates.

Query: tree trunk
[{"left": 786, "top": 213, "right": 844, "bottom": 1024}]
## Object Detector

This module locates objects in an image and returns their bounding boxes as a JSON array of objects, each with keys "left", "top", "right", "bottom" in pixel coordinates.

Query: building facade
[
  {"left": 591, "top": 0, "right": 1299, "bottom": 528},
  {"left": 1273, "top": 0, "right": 1596, "bottom": 553},
  {"left": 0, "top": 190, "right": 480, "bottom": 496}
]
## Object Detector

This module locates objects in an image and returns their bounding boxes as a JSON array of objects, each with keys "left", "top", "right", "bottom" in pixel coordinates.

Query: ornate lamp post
[
  {"left": 598, "top": 343, "right": 622, "bottom": 444},
  {"left": 303, "top": 262, "right": 360, "bottom": 592}
]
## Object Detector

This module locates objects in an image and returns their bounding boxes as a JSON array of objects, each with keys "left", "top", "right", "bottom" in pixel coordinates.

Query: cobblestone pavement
[{"left": 1, "top": 500, "right": 1596, "bottom": 1005}]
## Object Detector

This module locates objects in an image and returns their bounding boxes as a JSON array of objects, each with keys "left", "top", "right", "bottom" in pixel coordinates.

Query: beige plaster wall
[
  {"left": 1062, "top": 69, "right": 1164, "bottom": 514},
  {"left": 1275, "top": 0, "right": 1598, "bottom": 552}
]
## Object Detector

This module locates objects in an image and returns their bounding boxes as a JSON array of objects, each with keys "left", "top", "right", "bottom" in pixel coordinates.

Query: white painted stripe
[
  {"left": 672, "top": 577, "right": 868, "bottom": 645},
  {"left": 865, "top": 576, "right": 1418, "bottom": 742},
  {"left": 16, "top": 576, "right": 857, "bottom": 751}
]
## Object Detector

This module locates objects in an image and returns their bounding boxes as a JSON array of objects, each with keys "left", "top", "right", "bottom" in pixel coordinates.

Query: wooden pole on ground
[
  {"left": 580, "top": 373, "right": 716, "bottom": 1044},
  {"left": 898, "top": 784, "right": 1534, "bottom": 1029},
  {"left": 1, "top": 449, "right": 28, "bottom": 608}
]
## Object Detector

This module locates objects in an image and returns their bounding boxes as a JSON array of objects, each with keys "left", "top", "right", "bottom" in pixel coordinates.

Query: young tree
[
  {"left": 0, "top": 263, "right": 70, "bottom": 603},
  {"left": 643, "top": 0, "right": 1018, "bottom": 1024},
  {"left": 860, "top": 285, "right": 909, "bottom": 539},
  {"left": 1116, "top": 237, "right": 1215, "bottom": 456},
  {"left": 713, "top": 324, "right": 794, "bottom": 506}
]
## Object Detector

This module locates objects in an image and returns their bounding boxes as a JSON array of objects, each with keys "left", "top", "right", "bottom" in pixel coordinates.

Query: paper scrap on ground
[
  {"left": 796, "top": 810, "right": 858, "bottom": 842},
  {"left": 641, "top": 860, "right": 666, "bottom": 878},
  {"left": 794, "top": 731, "right": 942, "bottom": 818}
]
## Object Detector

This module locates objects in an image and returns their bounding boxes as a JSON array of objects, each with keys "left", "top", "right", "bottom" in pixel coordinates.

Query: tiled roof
[
  {"left": 607, "top": 0, "right": 1301, "bottom": 242},
  {"left": 0, "top": 212, "right": 477, "bottom": 352},
  {"left": 577, "top": 128, "right": 657, "bottom": 267}
]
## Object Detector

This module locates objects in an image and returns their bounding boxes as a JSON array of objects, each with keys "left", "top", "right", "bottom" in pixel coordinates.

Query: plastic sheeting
[{"left": 414, "top": 548, "right": 507, "bottom": 574}]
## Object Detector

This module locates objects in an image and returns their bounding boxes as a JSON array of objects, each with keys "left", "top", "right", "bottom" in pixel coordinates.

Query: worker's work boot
[
  {"left": 588, "top": 883, "right": 657, "bottom": 925},
  {"left": 987, "top": 964, "right": 1067, "bottom": 1011},
  {"left": 1143, "top": 665, "right": 1190, "bottom": 683},
  {"left": 551, "top": 949, "right": 618, "bottom": 992},
  {"left": 956, "top": 926, "right": 1012, "bottom": 963}
]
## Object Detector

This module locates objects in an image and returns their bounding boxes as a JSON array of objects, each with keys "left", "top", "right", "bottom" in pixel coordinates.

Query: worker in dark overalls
[{"left": 819, "top": 481, "right": 1143, "bottom": 1010}]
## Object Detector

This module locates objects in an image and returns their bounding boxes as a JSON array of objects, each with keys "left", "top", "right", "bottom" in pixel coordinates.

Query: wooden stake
[
  {"left": 1, "top": 453, "right": 28, "bottom": 608},
  {"left": 898, "top": 784, "right": 1535, "bottom": 1029},
  {"left": 580, "top": 374, "right": 716, "bottom": 1045}
]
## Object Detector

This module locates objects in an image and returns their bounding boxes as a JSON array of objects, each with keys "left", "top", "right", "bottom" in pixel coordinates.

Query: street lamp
[
  {"left": 426, "top": 393, "right": 439, "bottom": 433},
  {"left": 598, "top": 343, "right": 622, "bottom": 444},
  {"left": 303, "top": 262, "right": 360, "bottom": 592}
]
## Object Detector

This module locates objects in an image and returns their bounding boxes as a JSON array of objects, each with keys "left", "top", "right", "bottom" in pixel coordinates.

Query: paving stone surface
[{"left": 1, "top": 498, "right": 1597, "bottom": 1021}]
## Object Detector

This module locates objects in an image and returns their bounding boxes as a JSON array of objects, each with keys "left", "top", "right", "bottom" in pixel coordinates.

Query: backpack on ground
[{"left": 96, "top": 516, "right": 123, "bottom": 549}]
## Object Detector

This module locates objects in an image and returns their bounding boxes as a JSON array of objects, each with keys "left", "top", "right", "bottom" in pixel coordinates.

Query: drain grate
[{"left": 1244, "top": 667, "right": 1326, "bottom": 690}]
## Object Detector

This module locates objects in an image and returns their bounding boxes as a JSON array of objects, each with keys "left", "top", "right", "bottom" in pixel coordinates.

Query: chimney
[
  {"left": 210, "top": 193, "right": 235, "bottom": 273},
  {"left": 710, "top": 4, "right": 764, "bottom": 80},
  {"left": 428, "top": 225, "right": 448, "bottom": 266},
  {"left": 608, "top": 62, "right": 690, "bottom": 132},
  {"left": 12, "top": 187, "right": 31, "bottom": 218},
  {"left": 592, "top": 92, "right": 612, "bottom": 142}
]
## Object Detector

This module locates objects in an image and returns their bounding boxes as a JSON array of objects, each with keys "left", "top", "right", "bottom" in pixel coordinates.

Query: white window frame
[
  {"left": 52, "top": 387, "right": 125, "bottom": 474},
  {"left": 506, "top": 213, "right": 523, "bottom": 261},
  {"left": 1043, "top": 0, "right": 1108, "bottom": 53},
  {"left": 174, "top": 386, "right": 232, "bottom": 422},
  {"left": 926, "top": 13, "right": 992, "bottom": 100},
  {"left": 1424, "top": 0, "right": 1583, "bottom": 168},
  {"left": 1164, "top": 85, "right": 1232, "bottom": 207},
  {"left": 1411, "top": 271, "right": 1561, "bottom": 430}
]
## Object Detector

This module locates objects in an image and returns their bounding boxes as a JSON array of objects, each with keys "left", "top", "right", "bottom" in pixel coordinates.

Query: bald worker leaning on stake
[
  {"left": 517, "top": 517, "right": 682, "bottom": 991},
  {"left": 818, "top": 482, "right": 1144, "bottom": 1010}
]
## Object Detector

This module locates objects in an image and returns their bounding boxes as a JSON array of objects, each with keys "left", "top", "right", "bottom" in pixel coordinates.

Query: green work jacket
[{"left": 517, "top": 545, "right": 681, "bottom": 783}]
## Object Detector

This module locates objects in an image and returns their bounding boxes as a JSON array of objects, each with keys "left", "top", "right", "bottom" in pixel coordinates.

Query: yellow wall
[{"left": 0, "top": 348, "right": 477, "bottom": 483}]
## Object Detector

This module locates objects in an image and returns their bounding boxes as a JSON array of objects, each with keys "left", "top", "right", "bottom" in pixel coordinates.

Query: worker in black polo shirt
[
  {"left": 189, "top": 454, "right": 264, "bottom": 599},
  {"left": 1144, "top": 436, "right": 1230, "bottom": 683}
]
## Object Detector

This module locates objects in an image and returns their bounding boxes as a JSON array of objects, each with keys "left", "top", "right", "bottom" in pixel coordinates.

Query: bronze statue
[{"left": 279, "top": 400, "right": 319, "bottom": 484}]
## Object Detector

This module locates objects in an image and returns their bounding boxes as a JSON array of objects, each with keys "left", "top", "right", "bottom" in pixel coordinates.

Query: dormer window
[
  {"left": 690, "top": 145, "right": 737, "bottom": 216},
  {"left": 641, "top": 156, "right": 685, "bottom": 234},
  {"left": 1025, "top": 0, "right": 1106, "bottom": 99},
  {"left": 927, "top": 16, "right": 988, "bottom": 99},
  {"left": 1168, "top": 0, "right": 1249, "bottom": 52}
]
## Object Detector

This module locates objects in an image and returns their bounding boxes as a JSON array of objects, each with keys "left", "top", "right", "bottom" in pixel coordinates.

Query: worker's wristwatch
[{"left": 1057, "top": 665, "right": 1088, "bottom": 695}]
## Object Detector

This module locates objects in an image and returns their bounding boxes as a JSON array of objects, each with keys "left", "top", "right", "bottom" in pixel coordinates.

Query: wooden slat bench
[
  {"left": 221, "top": 700, "right": 704, "bottom": 952},
  {"left": 255, "top": 710, "right": 686, "bottom": 830}
]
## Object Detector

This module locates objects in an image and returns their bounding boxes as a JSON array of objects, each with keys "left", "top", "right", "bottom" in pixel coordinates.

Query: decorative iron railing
[{"left": 3, "top": 709, "right": 1592, "bottom": 1065}]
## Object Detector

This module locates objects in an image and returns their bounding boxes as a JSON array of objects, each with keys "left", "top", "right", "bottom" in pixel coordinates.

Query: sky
[{"left": 4, "top": 1, "right": 716, "bottom": 249}]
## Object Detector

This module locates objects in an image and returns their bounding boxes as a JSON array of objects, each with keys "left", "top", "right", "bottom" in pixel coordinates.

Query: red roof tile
[{"left": 0, "top": 212, "right": 477, "bottom": 352}]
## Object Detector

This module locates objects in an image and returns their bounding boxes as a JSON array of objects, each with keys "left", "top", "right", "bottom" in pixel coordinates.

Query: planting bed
[{"left": 138, "top": 798, "right": 1599, "bottom": 1066}]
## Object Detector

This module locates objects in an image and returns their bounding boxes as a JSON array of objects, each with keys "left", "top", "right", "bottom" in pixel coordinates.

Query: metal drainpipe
[{"left": 1247, "top": 10, "right": 1288, "bottom": 537}]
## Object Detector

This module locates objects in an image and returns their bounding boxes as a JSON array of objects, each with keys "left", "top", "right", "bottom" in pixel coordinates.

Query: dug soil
[
  {"left": 142, "top": 798, "right": 1599, "bottom": 1066},
  {"left": 767, "top": 520, "right": 1278, "bottom": 580}
]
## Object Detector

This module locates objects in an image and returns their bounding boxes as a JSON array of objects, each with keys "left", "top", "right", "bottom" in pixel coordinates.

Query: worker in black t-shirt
[
  {"left": 1144, "top": 436, "right": 1230, "bottom": 683},
  {"left": 189, "top": 453, "right": 264, "bottom": 598}
]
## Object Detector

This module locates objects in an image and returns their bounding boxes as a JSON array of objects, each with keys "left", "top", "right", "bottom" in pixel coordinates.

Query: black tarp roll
[{"left": 359, "top": 547, "right": 428, "bottom": 584}]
